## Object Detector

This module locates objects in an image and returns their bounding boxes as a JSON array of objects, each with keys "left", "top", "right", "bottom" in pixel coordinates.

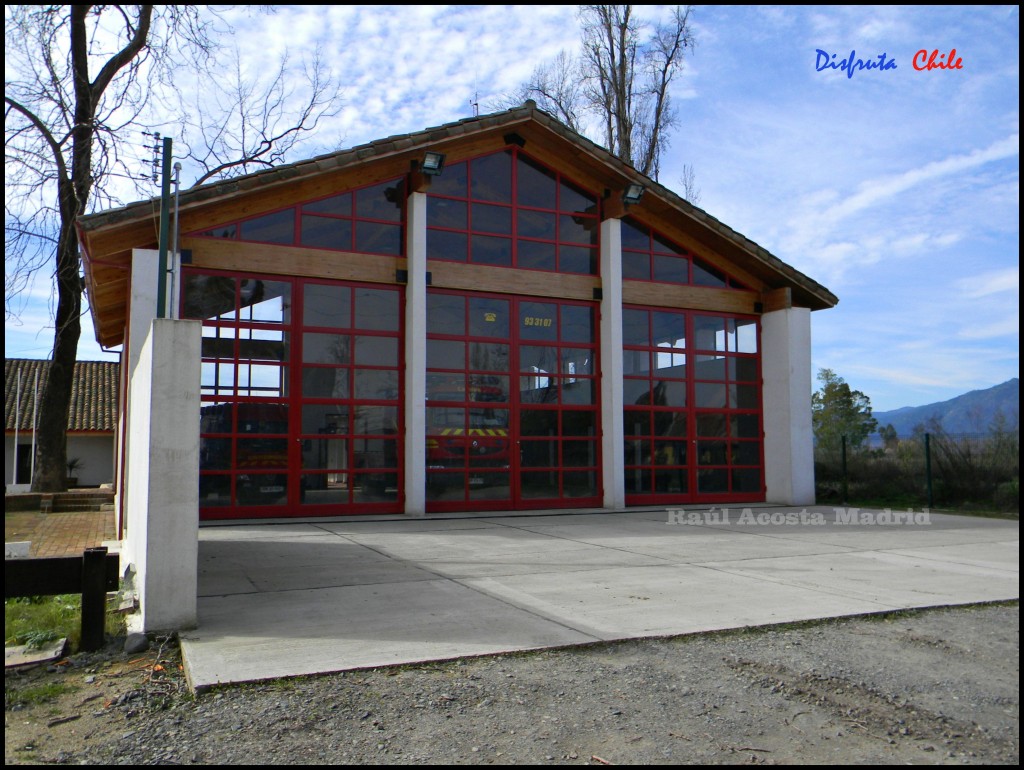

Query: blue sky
[{"left": 5, "top": 5, "right": 1018, "bottom": 413}]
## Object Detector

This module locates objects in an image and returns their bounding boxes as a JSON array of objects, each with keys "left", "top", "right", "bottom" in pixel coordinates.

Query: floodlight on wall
[
  {"left": 421, "top": 151, "right": 446, "bottom": 176},
  {"left": 622, "top": 183, "right": 646, "bottom": 205}
]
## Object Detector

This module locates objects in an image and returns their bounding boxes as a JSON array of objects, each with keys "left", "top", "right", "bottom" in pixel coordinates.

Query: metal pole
[
  {"left": 169, "top": 161, "right": 183, "bottom": 320},
  {"left": 156, "top": 136, "right": 172, "bottom": 318},
  {"left": 30, "top": 369, "right": 39, "bottom": 483},
  {"left": 12, "top": 371, "right": 20, "bottom": 486}
]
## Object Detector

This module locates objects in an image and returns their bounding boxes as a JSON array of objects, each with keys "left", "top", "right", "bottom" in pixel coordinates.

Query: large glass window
[
  {"left": 190, "top": 177, "right": 406, "bottom": 257},
  {"left": 624, "top": 307, "right": 762, "bottom": 503},
  {"left": 426, "top": 290, "right": 600, "bottom": 510},
  {"left": 184, "top": 270, "right": 403, "bottom": 519},
  {"left": 622, "top": 218, "right": 752, "bottom": 290},
  {"left": 427, "top": 149, "right": 599, "bottom": 275}
]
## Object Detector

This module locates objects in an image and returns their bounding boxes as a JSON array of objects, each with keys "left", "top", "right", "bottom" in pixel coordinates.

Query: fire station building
[{"left": 79, "top": 102, "right": 836, "bottom": 528}]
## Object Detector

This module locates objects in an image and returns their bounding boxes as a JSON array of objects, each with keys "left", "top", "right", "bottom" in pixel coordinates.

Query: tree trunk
[{"left": 31, "top": 228, "right": 82, "bottom": 492}]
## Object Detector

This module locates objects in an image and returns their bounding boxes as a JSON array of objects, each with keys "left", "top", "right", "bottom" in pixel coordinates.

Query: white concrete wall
[
  {"left": 761, "top": 307, "right": 816, "bottom": 505},
  {"left": 404, "top": 192, "right": 427, "bottom": 516},
  {"left": 599, "top": 218, "right": 626, "bottom": 509},
  {"left": 67, "top": 435, "right": 115, "bottom": 486},
  {"left": 5, "top": 435, "right": 112, "bottom": 487},
  {"left": 118, "top": 249, "right": 161, "bottom": 555},
  {"left": 5, "top": 436, "right": 21, "bottom": 487},
  {"left": 124, "top": 318, "right": 201, "bottom": 632}
]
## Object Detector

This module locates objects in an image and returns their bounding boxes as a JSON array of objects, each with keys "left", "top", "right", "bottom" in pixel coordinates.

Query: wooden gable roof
[{"left": 78, "top": 101, "right": 837, "bottom": 348}]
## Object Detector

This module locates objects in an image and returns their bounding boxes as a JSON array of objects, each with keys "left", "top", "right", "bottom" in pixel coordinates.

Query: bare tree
[
  {"left": 4, "top": 5, "right": 342, "bottom": 491},
  {"left": 509, "top": 5, "right": 694, "bottom": 186},
  {"left": 179, "top": 45, "right": 342, "bottom": 187}
]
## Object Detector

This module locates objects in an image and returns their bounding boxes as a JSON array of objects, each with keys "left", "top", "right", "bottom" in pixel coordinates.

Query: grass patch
[
  {"left": 5, "top": 593, "right": 127, "bottom": 652},
  {"left": 5, "top": 681, "right": 77, "bottom": 709},
  {"left": 5, "top": 595, "right": 83, "bottom": 649}
]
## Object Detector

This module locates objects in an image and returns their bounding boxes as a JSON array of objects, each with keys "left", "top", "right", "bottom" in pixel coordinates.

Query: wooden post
[{"left": 80, "top": 547, "right": 108, "bottom": 652}]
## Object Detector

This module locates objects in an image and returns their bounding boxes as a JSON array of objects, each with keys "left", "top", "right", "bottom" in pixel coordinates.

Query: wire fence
[{"left": 815, "top": 429, "right": 1019, "bottom": 512}]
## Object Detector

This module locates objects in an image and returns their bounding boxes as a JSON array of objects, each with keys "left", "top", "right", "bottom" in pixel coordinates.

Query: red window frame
[{"left": 426, "top": 148, "right": 601, "bottom": 275}]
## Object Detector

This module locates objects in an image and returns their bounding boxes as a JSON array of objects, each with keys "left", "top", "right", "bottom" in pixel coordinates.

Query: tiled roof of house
[{"left": 4, "top": 359, "right": 119, "bottom": 433}]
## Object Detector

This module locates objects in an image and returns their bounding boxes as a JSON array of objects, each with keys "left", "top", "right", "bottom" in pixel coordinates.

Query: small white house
[{"left": 4, "top": 358, "right": 120, "bottom": 489}]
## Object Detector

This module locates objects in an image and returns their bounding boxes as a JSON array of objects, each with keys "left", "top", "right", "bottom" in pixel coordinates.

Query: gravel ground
[{"left": 5, "top": 602, "right": 1018, "bottom": 765}]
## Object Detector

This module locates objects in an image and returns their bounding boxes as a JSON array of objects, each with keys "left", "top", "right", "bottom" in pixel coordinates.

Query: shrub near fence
[{"left": 815, "top": 429, "right": 1020, "bottom": 512}]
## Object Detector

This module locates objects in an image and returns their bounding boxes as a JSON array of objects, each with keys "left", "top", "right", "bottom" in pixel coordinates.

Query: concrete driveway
[{"left": 179, "top": 506, "right": 1019, "bottom": 690}]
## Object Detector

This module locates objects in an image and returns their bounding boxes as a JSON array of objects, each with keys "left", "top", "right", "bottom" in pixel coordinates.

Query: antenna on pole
[
  {"left": 141, "top": 131, "right": 162, "bottom": 183},
  {"left": 470, "top": 91, "right": 479, "bottom": 117}
]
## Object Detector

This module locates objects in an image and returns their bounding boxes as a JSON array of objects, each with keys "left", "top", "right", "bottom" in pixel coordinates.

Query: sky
[{"left": 4, "top": 5, "right": 1019, "bottom": 413}]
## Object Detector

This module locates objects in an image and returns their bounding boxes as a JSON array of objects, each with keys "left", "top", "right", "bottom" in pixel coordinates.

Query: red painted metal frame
[
  {"left": 184, "top": 268, "right": 404, "bottom": 520},
  {"left": 426, "top": 289, "right": 602, "bottom": 513},
  {"left": 623, "top": 306, "right": 764, "bottom": 507}
]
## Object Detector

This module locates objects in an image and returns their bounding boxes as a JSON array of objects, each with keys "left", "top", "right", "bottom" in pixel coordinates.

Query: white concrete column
[
  {"left": 119, "top": 250, "right": 161, "bottom": 564},
  {"left": 599, "top": 218, "right": 626, "bottom": 509},
  {"left": 404, "top": 191, "right": 428, "bottom": 516},
  {"left": 124, "top": 318, "right": 201, "bottom": 631},
  {"left": 761, "top": 307, "right": 815, "bottom": 505}
]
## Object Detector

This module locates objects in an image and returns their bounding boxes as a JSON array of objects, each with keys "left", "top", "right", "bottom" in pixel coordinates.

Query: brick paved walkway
[{"left": 5, "top": 510, "right": 116, "bottom": 557}]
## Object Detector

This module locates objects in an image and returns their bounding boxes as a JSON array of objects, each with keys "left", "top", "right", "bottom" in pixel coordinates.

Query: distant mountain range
[{"left": 873, "top": 378, "right": 1019, "bottom": 436}]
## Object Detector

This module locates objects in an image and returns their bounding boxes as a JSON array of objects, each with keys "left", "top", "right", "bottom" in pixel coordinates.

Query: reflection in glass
[
  {"left": 304, "top": 284, "right": 351, "bottom": 329},
  {"left": 236, "top": 473, "right": 288, "bottom": 506},
  {"left": 427, "top": 339, "right": 465, "bottom": 370},
  {"left": 472, "top": 203, "right": 512, "bottom": 234},
  {"left": 238, "top": 364, "right": 285, "bottom": 397},
  {"left": 355, "top": 179, "right": 404, "bottom": 222},
  {"left": 240, "top": 280, "right": 291, "bottom": 324},
  {"left": 559, "top": 245, "right": 597, "bottom": 275},
  {"left": 303, "top": 192, "right": 351, "bottom": 216},
  {"left": 623, "top": 309, "right": 649, "bottom": 346},
  {"left": 517, "top": 240, "right": 557, "bottom": 271},
  {"left": 303, "top": 333, "right": 351, "bottom": 365},
  {"left": 301, "top": 215, "right": 352, "bottom": 251},
  {"left": 355, "top": 288, "right": 400, "bottom": 331},
  {"left": 302, "top": 367, "right": 349, "bottom": 399},
  {"left": 469, "top": 298, "right": 509, "bottom": 337},
  {"left": 426, "top": 293, "right": 465, "bottom": 335},
  {"left": 352, "top": 406, "right": 398, "bottom": 435},
  {"left": 520, "top": 470, "right": 559, "bottom": 499},
  {"left": 354, "top": 369, "right": 399, "bottom": 400},
  {"left": 428, "top": 197, "right": 467, "bottom": 229},
  {"left": 301, "top": 473, "right": 348, "bottom": 505},
  {"left": 516, "top": 155, "right": 557, "bottom": 209},
  {"left": 355, "top": 221, "right": 402, "bottom": 256},
  {"left": 471, "top": 234, "right": 513, "bottom": 266},
  {"left": 693, "top": 316, "right": 727, "bottom": 351},
  {"left": 183, "top": 274, "right": 236, "bottom": 320},
  {"left": 469, "top": 342, "right": 509, "bottom": 372},
  {"left": 517, "top": 210, "right": 557, "bottom": 240},
  {"left": 200, "top": 438, "right": 231, "bottom": 471},
  {"left": 427, "top": 229, "right": 468, "bottom": 261},
  {"left": 470, "top": 152, "right": 512, "bottom": 203},
  {"left": 240, "top": 210, "right": 294, "bottom": 244},
  {"left": 355, "top": 336, "right": 398, "bottom": 366}
]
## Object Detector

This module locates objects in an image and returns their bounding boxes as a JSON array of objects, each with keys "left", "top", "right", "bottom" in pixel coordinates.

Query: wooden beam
[
  {"left": 761, "top": 287, "right": 792, "bottom": 312},
  {"left": 622, "top": 281, "right": 759, "bottom": 315},
  {"left": 183, "top": 238, "right": 405, "bottom": 286},
  {"left": 429, "top": 261, "right": 599, "bottom": 302}
]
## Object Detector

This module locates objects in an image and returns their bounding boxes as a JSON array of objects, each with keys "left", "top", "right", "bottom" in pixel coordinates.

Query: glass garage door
[
  {"left": 183, "top": 271, "right": 403, "bottom": 520},
  {"left": 623, "top": 307, "right": 763, "bottom": 505},
  {"left": 425, "top": 290, "right": 601, "bottom": 511}
]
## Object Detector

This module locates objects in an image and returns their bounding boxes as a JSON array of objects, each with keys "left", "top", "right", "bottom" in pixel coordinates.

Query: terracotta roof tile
[{"left": 4, "top": 359, "right": 119, "bottom": 433}]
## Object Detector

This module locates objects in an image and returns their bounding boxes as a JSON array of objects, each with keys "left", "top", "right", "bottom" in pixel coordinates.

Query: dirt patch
[{"left": 5, "top": 602, "right": 1018, "bottom": 764}]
